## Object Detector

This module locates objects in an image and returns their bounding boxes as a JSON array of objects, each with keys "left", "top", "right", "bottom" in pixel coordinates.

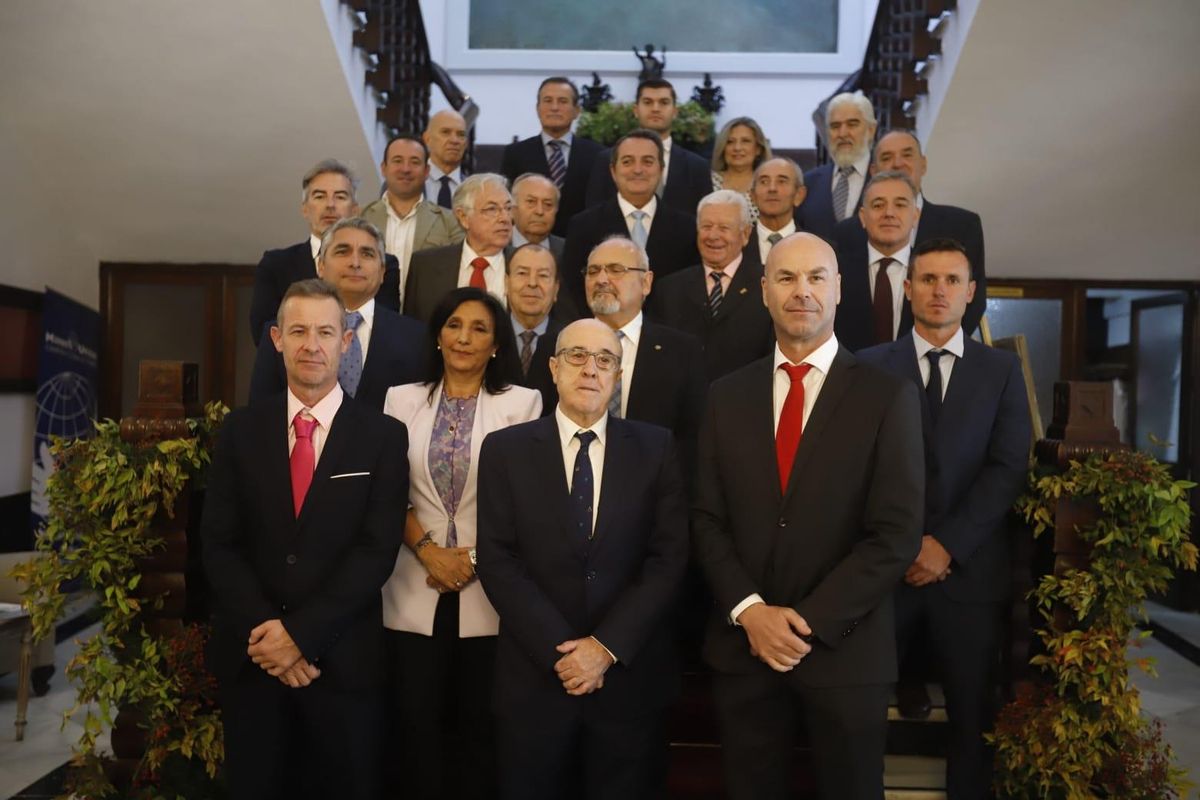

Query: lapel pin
[
  {"left": 739, "top": 287, "right": 748, "bottom": 295},
  {"left": 654, "top": 344, "right": 662, "bottom": 351}
]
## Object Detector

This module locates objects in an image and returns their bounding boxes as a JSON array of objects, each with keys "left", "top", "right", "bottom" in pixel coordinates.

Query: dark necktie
[
  {"left": 832, "top": 165, "right": 854, "bottom": 221},
  {"left": 290, "top": 413, "right": 317, "bottom": 517},
  {"left": 873, "top": 257, "right": 895, "bottom": 344},
  {"left": 547, "top": 140, "right": 566, "bottom": 188},
  {"left": 519, "top": 330, "right": 536, "bottom": 376},
  {"left": 708, "top": 270, "right": 725, "bottom": 317},
  {"left": 469, "top": 257, "right": 489, "bottom": 290},
  {"left": 926, "top": 349, "right": 946, "bottom": 423},
  {"left": 337, "top": 310, "right": 364, "bottom": 397},
  {"left": 437, "top": 175, "right": 453, "bottom": 209},
  {"left": 570, "top": 430, "right": 597, "bottom": 542},
  {"left": 775, "top": 363, "right": 813, "bottom": 492}
]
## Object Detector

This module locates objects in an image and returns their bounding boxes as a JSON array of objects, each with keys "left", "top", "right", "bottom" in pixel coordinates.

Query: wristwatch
[
  {"left": 414, "top": 532, "right": 435, "bottom": 552},
  {"left": 468, "top": 548, "right": 478, "bottom": 567}
]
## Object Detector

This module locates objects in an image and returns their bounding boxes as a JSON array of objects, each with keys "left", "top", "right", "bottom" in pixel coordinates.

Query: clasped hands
[
  {"left": 905, "top": 535, "right": 952, "bottom": 587},
  {"left": 418, "top": 545, "right": 476, "bottom": 593},
  {"left": 248, "top": 619, "right": 319, "bottom": 689},
  {"left": 554, "top": 637, "right": 614, "bottom": 696},
  {"left": 737, "top": 603, "right": 813, "bottom": 672}
]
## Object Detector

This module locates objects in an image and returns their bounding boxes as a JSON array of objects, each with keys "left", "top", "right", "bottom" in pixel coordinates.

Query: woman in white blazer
[{"left": 382, "top": 287, "right": 542, "bottom": 800}]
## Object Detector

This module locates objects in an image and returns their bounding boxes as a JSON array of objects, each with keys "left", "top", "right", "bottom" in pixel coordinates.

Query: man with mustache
[
  {"left": 505, "top": 242, "right": 564, "bottom": 414},
  {"left": 797, "top": 92, "right": 876, "bottom": 242}
]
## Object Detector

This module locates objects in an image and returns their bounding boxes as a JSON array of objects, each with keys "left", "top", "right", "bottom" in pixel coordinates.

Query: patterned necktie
[
  {"left": 630, "top": 210, "right": 649, "bottom": 249},
  {"left": 469, "top": 257, "right": 489, "bottom": 290},
  {"left": 547, "top": 140, "right": 566, "bottom": 188},
  {"left": 290, "top": 412, "right": 317, "bottom": 517},
  {"left": 775, "top": 363, "right": 813, "bottom": 492},
  {"left": 570, "top": 430, "right": 597, "bottom": 542},
  {"left": 832, "top": 165, "right": 854, "bottom": 221},
  {"left": 338, "top": 311, "right": 364, "bottom": 397},
  {"left": 926, "top": 349, "right": 946, "bottom": 423},
  {"left": 436, "top": 175, "right": 453, "bottom": 209},
  {"left": 519, "top": 330, "right": 537, "bottom": 376},
  {"left": 708, "top": 270, "right": 725, "bottom": 317},
  {"left": 872, "top": 257, "right": 895, "bottom": 344},
  {"left": 607, "top": 330, "right": 625, "bottom": 419}
]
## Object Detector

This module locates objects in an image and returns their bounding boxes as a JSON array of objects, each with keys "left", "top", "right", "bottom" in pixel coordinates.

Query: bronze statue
[
  {"left": 633, "top": 44, "right": 666, "bottom": 81},
  {"left": 582, "top": 72, "right": 614, "bottom": 112},
  {"left": 691, "top": 73, "right": 725, "bottom": 114}
]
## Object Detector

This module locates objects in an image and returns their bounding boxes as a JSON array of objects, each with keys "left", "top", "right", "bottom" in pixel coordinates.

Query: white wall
[{"left": 418, "top": 0, "right": 879, "bottom": 150}]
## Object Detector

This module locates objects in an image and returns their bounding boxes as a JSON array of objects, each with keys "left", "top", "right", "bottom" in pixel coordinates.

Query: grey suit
[
  {"left": 360, "top": 197, "right": 464, "bottom": 306},
  {"left": 404, "top": 242, "right": 515, "bottom": 324}
]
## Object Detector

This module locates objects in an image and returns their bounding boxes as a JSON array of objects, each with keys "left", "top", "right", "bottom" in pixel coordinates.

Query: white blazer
[{"left": 381, "top": 381, "right": 542, "bottom": 636}]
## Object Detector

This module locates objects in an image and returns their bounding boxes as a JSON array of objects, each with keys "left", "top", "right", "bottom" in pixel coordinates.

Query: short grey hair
[
  {"left": 826, "top": 91, "right": 877, "bottom": 131},
  {"left": 863, "top": 169, "right": 918, "bottom": 200},
  {"left": 317, "top": 216, "right": 385, "bottom": 263},
  {"left": 301, "top": 159, "right": 359, "bottom": 201},
  {"left": 589, "top": 234, "right": 649, "bottom": 272},
  {"left": 697, "top": 190, "right": 753, "bottom": 228},
  {"left": 453, "top": 173, "right": 511, "bottom": 214},
  {"left": 752, "top": 156, "right": 804, "bottom": 187},
  {"left": 512, "top": 172, "right": 561, "bottom": 204},
  {"left": 276, "top": 278, "right": 346, "bottom": 331}
]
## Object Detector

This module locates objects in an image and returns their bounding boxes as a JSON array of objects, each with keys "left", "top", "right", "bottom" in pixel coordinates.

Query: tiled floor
[{"left": 2, "top": 609, "right": 1198, "bottom": 799}]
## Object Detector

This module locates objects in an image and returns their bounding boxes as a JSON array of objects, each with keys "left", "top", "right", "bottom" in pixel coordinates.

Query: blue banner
[{"left": 30, "top": 289, "right": 99, "bottom": 537}]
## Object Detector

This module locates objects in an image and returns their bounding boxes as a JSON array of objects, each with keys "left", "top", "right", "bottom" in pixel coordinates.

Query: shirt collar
[
  {"left": 347, "top": 297, "right": 375, "bottom": 326},
  {"left": 511, "top": 228, "right": 532, "bottom": 247},
  {"left": 867, "top": 241, "right": 912, "bottom": 267},
  {"left": 309, "top": 233, "right": 322, "bottom": 260},
  {"left": 617, "top": 311, "right": 644, "bottom": 348},
  {"left": 912, "top": 326, "right": 965, "bottom": 359},
  {"left": 773, "top": 333, "right": 839, "bottom": 376},
  {"left": 463, "top": 240, "right": 505, "bottom": 270},
  {"left": 541, "top": 131, "right": 574, "bottom": 148},
  {"left": 286, "top": 382, "right": 344, "bottom": 433},
  {"left": 428, "top": 162, "right": 462, "bottom": 183},
  {"left": 617, "top": 192, "right": 657, "bottom": 219},
  {"left": 554, "top": 404, "right": 609, "bottom": 449},
  {"left": 758, "top": 219, "right": 796, "bottom": 238},
  {"left": 511, "top": 311, "right": 550, "bottom": 336},
  {"left": 706, "top": 253, "right": 743, "bottom": 281},
  {"left": 385, "top": 195, "right": 420, "bottom": 222},
  {"left": 852, "top": 153, "right": 871, "bottom": 176}
]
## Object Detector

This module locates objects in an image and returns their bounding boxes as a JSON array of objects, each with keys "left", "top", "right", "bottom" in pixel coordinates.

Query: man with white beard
[{"left": 797, "top": 91, "right": 877, "bottom": 242}]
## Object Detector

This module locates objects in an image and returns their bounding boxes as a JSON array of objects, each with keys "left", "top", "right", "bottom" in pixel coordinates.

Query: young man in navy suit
[
  {"left": 476, "top": 318, "right": 689, "bottom": 800},
  {"left": 204, "top": 278, "right": 408, "bottom": 800},
  {"left": 857, "top": 238, "right": 1030, "bottom": 799}
]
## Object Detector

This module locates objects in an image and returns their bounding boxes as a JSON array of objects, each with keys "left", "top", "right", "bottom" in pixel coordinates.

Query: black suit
[
  {"left": 404, "top": 242, "right": 516, "bottom": 325},
  {"left": 560, "top": 198, "right": 699, "bottom": 318},
  {"left": 512, "top": 315, "right": 565, "bottom": 416},
  {"left": 832, "top": 200, "right": 987, "bottom": 351},
  {"left": 585, "top": 142, "right": 712, "bottom": 216},
  {"left": 501, "top": 134, "right": 605, "bottom": 237},
  {"left": 857, "top": 333, "right": 1030, "bottom": 799},
  {"left": 622, "top": 321, "right": 706, "bottom": 474},
  {"left": 476, "top": 415, "right": 688, "bottom": 800},
  {"left": 650, "top": 260, "right": 775, "bottom": 382},
  {"left": 249, "top": 241, "right": 401, "bottom": 344},
  {"left": 692, "top": 347, "right": 924, "bottom": 800},
  {"left": 201, "top": 394, "right": 407, "bottom": 800},
  {"left": 797, "top": 162, "right": 865, "bottom": 243},
  {"left": 248, "top": 305, "right": 426, "bottom": 410}
]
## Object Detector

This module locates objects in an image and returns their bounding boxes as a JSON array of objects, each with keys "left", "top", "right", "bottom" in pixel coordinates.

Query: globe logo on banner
[{"left": 36, "top": 371, "right": 96, "bottom": 441}]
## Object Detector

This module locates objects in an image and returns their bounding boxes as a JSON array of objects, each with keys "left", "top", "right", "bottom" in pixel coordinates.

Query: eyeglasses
[
  {"left": 583, "top": 263, "right": 649, "bottom": 278},
  {"left": 555, "top": 347, "right": 621, "bottom": 372},
  {"left": 468, "top": 203, "right": 514, "bottom": 219}
]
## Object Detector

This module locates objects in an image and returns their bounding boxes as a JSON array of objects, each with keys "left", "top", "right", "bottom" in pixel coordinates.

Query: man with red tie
[
  {"left": 692, "top": 232, "right": 924, "bottom": 799},
  {"left": 202, "top": 278, "right": 408, "bottom": 800}
]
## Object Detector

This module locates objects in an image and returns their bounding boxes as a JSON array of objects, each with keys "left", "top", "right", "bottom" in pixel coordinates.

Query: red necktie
[
  {"left": 775, "top": 363, "right": 813, "bottom": 492},
  {"left": 291, "top": 413, "right": 317, "bottom": 517},
  {"left": 872, "top": 257, "right": 895, "bottom": 344},
  {"left": 469, "top": 257, "right": 489, "bottom": 290}
]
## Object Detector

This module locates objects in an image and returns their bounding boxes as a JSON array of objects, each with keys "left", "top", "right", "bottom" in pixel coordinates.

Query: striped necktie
[
  {"left": 547, "top": 140, "right": 566, "bottom": 188},
  {"left": 832, "top": 165, "right": 854, "bottom": 221},
  {"left": 708, "top": 270, "right": 725, "bottom": 317}
]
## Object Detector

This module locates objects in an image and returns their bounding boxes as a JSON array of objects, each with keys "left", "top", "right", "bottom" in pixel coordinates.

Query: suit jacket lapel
[
  {"left": 530, "top": 417, "right": 583, "bottom": 559},
  {"left": 356, "top": 311, "right": 390, "bottom": 401},
  {"left": 783, "top": 347, "right": 856, "bottom": 503},
  {"left": 588, "top": 419, "right": 631, "bottom": 554},
  {"left": 716, "top": 259, "right": 760, "bottom": 324},
  {"left": 261, "top": 395, "right": 299, "bottom": 537},
  {"left": 297, "top": 400, "right": 355, "bottom": 529},
  {"left": 412, "top": 202, "right": 437, "bottom": 249}
]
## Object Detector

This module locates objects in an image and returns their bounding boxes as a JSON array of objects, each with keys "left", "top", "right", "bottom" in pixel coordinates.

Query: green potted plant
[
  {"left": 990, "top": 449, "right": 1196, "bottom": 798},
  {"left": 577, "top": 100, "right": 715, "bottom": 151}
]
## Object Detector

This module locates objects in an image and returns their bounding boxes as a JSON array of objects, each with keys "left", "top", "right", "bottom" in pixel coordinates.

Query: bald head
[
  {"left": 762, "top": 233, "right": 841, "bottom": 359},
  {"left": 552, "top": 318, "right": 624, "bottom": 428},
  {"left": 424, "top": 109, "right": 468, "bottom": 173},
  {"left": 555, "top": 317, "right": 621, "bottom": 355}
]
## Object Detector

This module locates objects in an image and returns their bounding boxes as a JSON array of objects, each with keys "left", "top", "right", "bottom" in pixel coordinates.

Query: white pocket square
[{"left": 330, "top": 472, "right": 370, "bottom": 479}]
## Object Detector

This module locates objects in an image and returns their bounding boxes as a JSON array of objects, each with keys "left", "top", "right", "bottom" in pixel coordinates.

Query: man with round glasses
[{"left": 477, "top": 317, "right": 689, "bottom": 800}]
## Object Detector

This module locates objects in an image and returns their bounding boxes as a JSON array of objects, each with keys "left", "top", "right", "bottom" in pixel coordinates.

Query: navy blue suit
[
  {"left": 858, "top": 332, "right": 1030, "bottom": 799},
  {"left": 796, "top": 162, "right": 864, "bottom": 243},
  {"left": 248, "top": 305, "right": 426, "bottom": 410},
  {"left": 501, "top": 134, "right": 605, "bottom": 238},
  {"left": 477, "top": 415, "right": 688, "bottom": 800}
]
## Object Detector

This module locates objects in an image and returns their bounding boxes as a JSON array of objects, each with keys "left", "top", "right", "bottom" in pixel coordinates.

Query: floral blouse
[{"left": 427, "top": 391, "right": 478, "bottom": 547}]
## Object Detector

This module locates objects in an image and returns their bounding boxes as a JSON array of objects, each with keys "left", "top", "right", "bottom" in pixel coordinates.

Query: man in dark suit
[
  {"left": 511, "top": 172, "right": 565, "bottom": 263},
  {"left": 500, "top": 76, "right": 604, "bottom": 237},
  {"left": 476, "top": 317, "right": 689, "bottom": 800},
  {"left": 505, "top": 242, "right": 565, "bottom": 414},
  {"left": 584, "top": 235, "right": 705, "bottom": 468},
  {"left": 693, "top": 232, "right": 924, "bottom": 799},
  {"left": 404, "top": 173, "right": 514, "bottom": 324},
  {"left": 249, "top": 159, "right": 401, "bottom": 344},
  {"left": 857, "top": 238, "right": 1029, "bottom": 799},
  {"left": 652, "top": 190, "right": 774, "bottom": 382},
  {"left": 585, "top": 78, "right": 712, "bottom": 216},
  {"left": 797, "top": 91, "right": 876, "bottom": 242},
  {"left": 203, "top": 278, "right": 407, "bottom": 800},
  {"left": 745, "top": 157, "right": 807, "bottom": 266},
  {"left": 561, "top": 130, "right": 700, "bottom": 318},
  {"left": 249, "top": 217, "right": 425, "bottom": 410},
  {"left": 834, "top": 170, "right": 922, "bottom": 352},
  {"left": 424, "top": 109, "right": 469, "bottom": 209},
  {"left": 834, "top": 129, "right": 987, "bottom": 338}
]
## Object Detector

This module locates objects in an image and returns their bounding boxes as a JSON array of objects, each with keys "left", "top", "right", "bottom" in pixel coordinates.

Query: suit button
[
  {"left": 586, "top": 570, "right": 597, "bottom": 581},
  {"left": 286, "top": 554, "right": 297, "bottom": 565},
  {"left": 281, "top": 604, "right": 288, "bottom": 613},
  {"left": 777, "top": 518, "right": 787, "bottom": 528}
]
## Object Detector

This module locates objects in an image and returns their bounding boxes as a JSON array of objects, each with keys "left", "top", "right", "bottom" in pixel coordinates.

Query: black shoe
[{"left": 896, "top": 680, "right": 932, "bottom": 720}]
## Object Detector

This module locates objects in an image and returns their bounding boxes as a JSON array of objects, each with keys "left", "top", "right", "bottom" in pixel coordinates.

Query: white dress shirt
[
  {"left": 617, "top": 193, "right": 658, "bottom": 239},
  {"left": 756, "top": 219, "right": 796, "bottom": 262},
  {"left": 285, "top": 382, "right": 344, "bottom": 463},
  {"left": 730, "top": 334, "right": 840, "bottom": 624},
  {"left": 457, "top": 241, "right": 507, "bottom": 303},
  {"left": 309, "top": 233, "right": 322, "bottom": 264},
  {"left": 425, "top": 163, "right": 463, "bottom": 205},
  {"left": 910, "top": 193, "right": 925, "bottom": 245},
  {"left": 832, "top": 153, "right": 871, "bottom": 220},
  {"left": 659, "top": 135, "right": 673, "bottom": 194},
  {"left": 384, "top": 196, "right": 420, "bottom": 287},
  {"left": 913, "top": 326, "right": 964, "bottom": 400},
  {"left": 866, "top": 242, "right": 911, "bottom": 341},
  {"left": 554, "top": 405, "right": 608, "bottom": 537},
  {"left": 615, "top": 312, "right": 644, "bottom": 417},
  {"left": 346, "top": 297, "right": 374, "bottom": 364}
]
